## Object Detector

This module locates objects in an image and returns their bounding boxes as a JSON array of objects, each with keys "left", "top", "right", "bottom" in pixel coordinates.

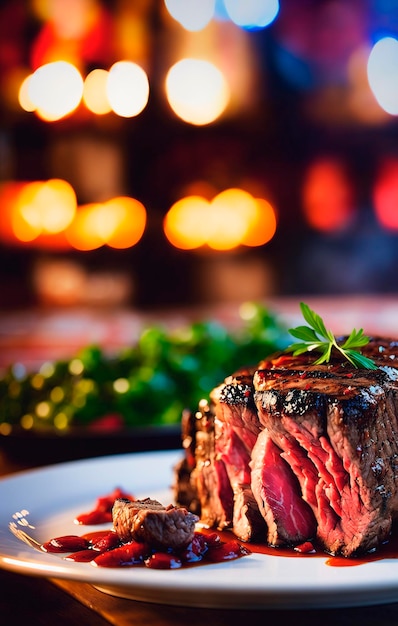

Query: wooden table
[{"left": 3, "top": 297, "right": 398, "bottom": 623}]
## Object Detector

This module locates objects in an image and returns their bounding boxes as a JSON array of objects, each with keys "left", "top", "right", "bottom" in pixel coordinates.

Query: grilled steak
[
  {"left": 112, "top": 497, "right": 198, "bottom": 549},
  {"left": 174, "top": 337, "right": 398, "bottom": 557}
]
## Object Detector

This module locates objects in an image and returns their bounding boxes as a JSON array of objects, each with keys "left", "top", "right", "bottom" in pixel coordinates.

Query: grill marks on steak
[
  {"left": 175, "top": 337, "right": 398, "bottom": 557},
  {"left": 210, "top": 368, "right": 260, "bottom": 453}
]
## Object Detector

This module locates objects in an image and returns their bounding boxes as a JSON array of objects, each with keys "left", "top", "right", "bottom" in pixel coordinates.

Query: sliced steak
[
  {"left": 232, "top": 484, "right": 267, "bottom": 542},
  {"left": 112, "top": 497, "right": 198, "bottom": 549},
  {"left": 216, "top": 418, "right": 267, "bottom": 541},
  {"left": 188, "top": 400, "right": 234, "bottom": 530},
  {"left": 173, "top": 409, "right": 201, "bottom": 515},
  {"left": 210, "top": 368, "right": 261, "bottom": 453},
  {"left": 254, "top": 338, "right": 398, "bottom": 556},
  {"left": 250, "top": 429, "right": 316, "bottom": 546},
  {"left": 175, "top": 336, "right": 398, "bottom": 557}
]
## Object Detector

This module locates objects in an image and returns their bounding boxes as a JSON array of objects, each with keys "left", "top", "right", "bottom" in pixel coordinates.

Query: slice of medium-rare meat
[
  {"left": 253, "top": 342, "right": 398, "bottom": 556},
  {"left": 174, "top": 396, "right": 265, "bottom": 540},
  {"left": 232, "top": 485, "right": 267, "bottom": 542},
  {"left": 189, "top": 399, "right": 234, "bottom": 530},
  {"left": 210, "top": 368, "right": 261, "bottom": 453},
  {"left": 215, "top": 418, "right": 267, "bottom": 541},
  {"left": 251, "top": 429, "right": 316, "bottom": 546},
  {"left": 112, "top": 497, "right": 198, "bottom": 549}
]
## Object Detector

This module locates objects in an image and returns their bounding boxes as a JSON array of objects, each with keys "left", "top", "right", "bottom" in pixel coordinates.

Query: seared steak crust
[{"left": 175, "top": 337, "right": 398, "bottom": 557}]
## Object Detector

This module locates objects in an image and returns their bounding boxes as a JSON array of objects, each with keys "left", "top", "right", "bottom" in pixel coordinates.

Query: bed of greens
[{"left": 0, "top": 303, "right": 290, "bottom": 434}]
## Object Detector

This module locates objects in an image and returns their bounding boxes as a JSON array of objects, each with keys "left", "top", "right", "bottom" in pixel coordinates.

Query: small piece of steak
[{"left": 112, "top": 497, "right": 198, "bottom": 549}]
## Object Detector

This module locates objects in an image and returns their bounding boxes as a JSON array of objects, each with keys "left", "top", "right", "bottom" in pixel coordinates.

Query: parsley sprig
[{"left": 287, "top": 302, "right": 377, "bottom": 369}]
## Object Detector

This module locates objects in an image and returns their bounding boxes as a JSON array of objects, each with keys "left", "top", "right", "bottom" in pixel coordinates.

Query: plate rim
[{"left": 2, "top": 450, "right": 398, "bottom": 610}]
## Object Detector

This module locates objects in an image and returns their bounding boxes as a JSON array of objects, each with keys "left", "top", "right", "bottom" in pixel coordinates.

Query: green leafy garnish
[
  {"left": 0, "top": 303, "right": 291, "bottom": 431},
  {"left": 287, "top": 302, "right": 377, "bottom": 370}
]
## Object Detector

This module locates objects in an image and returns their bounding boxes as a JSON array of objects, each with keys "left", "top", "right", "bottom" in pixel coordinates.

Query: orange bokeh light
[
  {"left": 65, "top": 197, "right": 147, "bottom": 250},
  {"left": 242, "top": 198, "right": 277, "bottom": 246},
  {"left": 64, "top": 202, "right": 105, "bottom": 250},
  {"left": 0, "top": 181, "right": 147, "bottom": 251},
  {"left": 163, "top": 187, "right": 277, "bottom": 251},
  {"left": 102, "top": 196, "right": 147, "bottom": 249},
  {"left": 0, "top": 179, "right": 76, "bottom": 247}
]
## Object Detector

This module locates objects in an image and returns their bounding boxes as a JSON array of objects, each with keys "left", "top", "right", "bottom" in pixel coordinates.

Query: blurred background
[{"left": 2, "top": 0, "right": 398, "bottom": 313}]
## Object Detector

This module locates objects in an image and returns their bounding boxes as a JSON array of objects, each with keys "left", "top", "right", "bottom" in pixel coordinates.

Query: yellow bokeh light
[
  {"left": 65, "top": 197, "right": 146, "bottom": 250},
  {"left": 27, "top": 61, "right": 84, "bottom": 121},
  {"left": 164, "top": 196, "right": 210, "bottom": 249},
  {"left": 107, "top": 61, "right": 149, "bottom": 118},
  {"left": 16, "top": 182, "right": 44, "bottom": 232},
  {"left": 83, "top": 68, "right": 112, "bottom": 115},
  {"left": 64, "top": 203, "right": 105, "bottom": 250},
  {"left": 102, "top": 197, "right": 147, "bottom": 249},
  {"left": 13, "top": 179, "right": 77, "bottom": 241},
  {"left": 206, "top": 188, "right": 257, "bottom": 250},
  {"left": 165, "top": 58, "right": 230, "bottom": 125},
  {"left": 12, "top": 205, "right": 42, "bottom": 243},
  {"left": 18, "top": 74, "right": 36, "bottom": 112},
  {"left": 163, "top": 188, "right": 277, "bottom": 251}
]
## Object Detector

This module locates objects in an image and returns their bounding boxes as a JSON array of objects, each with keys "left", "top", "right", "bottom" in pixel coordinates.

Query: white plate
[{"left": 2, "top": 450, "right": 398, "bottom": 610}]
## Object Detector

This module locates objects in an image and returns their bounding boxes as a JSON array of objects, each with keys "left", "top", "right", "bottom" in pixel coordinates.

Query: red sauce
[
  {"left": 41, "top": 528, "right": 250, "bottom": 569},
  {"left": 246, "top": 530, "right": 398, "bottom": 567},
  {"left": 40, "top": 488, "right": 398, "bottom": 570},
  {"left": 74, "top": 487, "right": 135, "bottom": 525}
]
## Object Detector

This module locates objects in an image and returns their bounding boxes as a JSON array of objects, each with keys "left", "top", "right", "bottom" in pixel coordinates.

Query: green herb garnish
[{"left": 287, "top": 302, "right": 377, "bottom": 369}]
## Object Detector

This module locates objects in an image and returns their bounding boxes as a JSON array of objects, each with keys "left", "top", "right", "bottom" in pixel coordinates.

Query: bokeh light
[
  {"left": 242, "top": 198, "right": 277, "bottom": 246},
  {"left": 106, "top": 61, "right": 149, "bottom": 118},
  {"left": 6, "top": 179, "right": 77, "bottom": 244},
  {"left": 163, "top": 188, "right": 277, "bottom": 250},
  {"left": 223, "top": 0, "right": 279, "bottom": 30},
  {"left": 302, "top": 159, "right": 354, "bottom": 232},
  {"left": 367, "top": 37, "right": 398, "bottom": 115},
  {"left": 18, "top": 179, "right": 77, "bottom": 234},
  {"left": 165, "top": 58, "right": 230, "bottom": 125},
  {"left": 207, "top": 188, "right": 257, "bottom": 250},
  {"left": 100, "top": 197, "right": 147, "bottom": 249},
  {"left": 18, "top": 74, "right": 36, "bottom": 112},
  {"left": 164, "top": 0, "right": 215, "bottom": 31},
  {"left": 64, "top": 197, "right": 147, "bottom": 250},
  {"left": 27, "top": 61, "right": 84, "bottom": 121},
  {"left": 64, "top": 203, "right": 105, "bottom": 250},
  {"left": 373, "top": 158, "right": 398, "bottom": 230},
  {"left": 82, "top": 68, "right": 111, "bottom": 114},
  {"left": 163, "top": 196, "right": 210, "bottom": 249}
]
